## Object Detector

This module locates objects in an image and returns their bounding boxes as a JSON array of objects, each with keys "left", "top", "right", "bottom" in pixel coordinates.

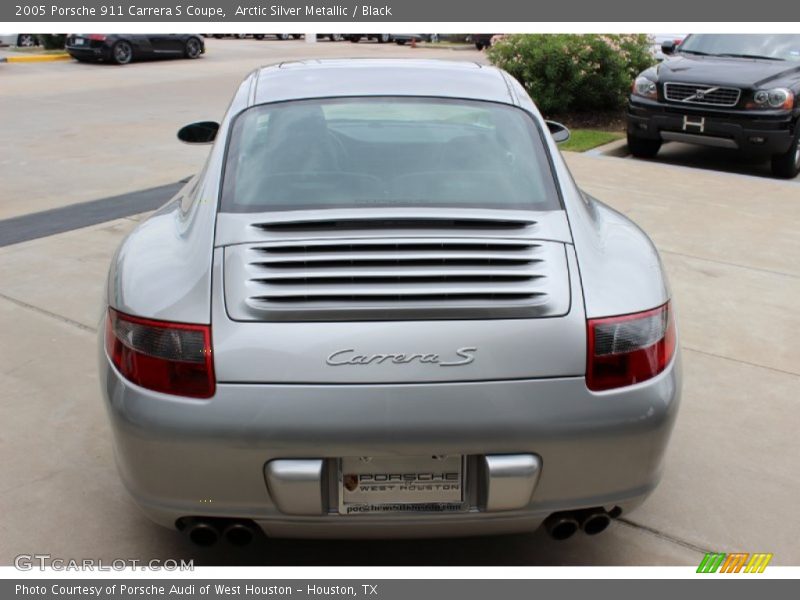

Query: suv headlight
[
  {"left": 750, "top": 87, "right": 794, "bottom": 110},
  {"left": 632, "top": 76, "right": 658, "bottom": 100}
]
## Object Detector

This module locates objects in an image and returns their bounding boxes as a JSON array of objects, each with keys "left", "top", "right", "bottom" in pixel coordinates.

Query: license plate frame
[
  {"left": 73, "top": 37, "right": 85, "bottom": 45},
  {"left": 337, "top": 455, "right": 467, "bottom": 515}
]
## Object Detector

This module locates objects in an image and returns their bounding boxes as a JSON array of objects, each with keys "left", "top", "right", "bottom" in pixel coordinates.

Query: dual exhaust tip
[
  {"left": 544, "top": 507, "right": 620, "bottom": 540},
  {"left": 179, "top": 508, "right": 617, "bottom": 545},
  {"left": 177, "top": 517, "right": 259, "bottom": 547}
]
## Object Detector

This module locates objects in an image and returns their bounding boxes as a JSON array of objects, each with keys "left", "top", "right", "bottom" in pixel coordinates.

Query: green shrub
[
  {"left": 38, "top": 34, "right": 67, "bottom": 50},
  {"left": 486, "top": 34, "right": 654, "bottom": 116}
]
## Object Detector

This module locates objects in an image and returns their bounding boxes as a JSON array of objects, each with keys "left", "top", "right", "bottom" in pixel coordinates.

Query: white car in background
[{"left": 0, "top": 34, "right": 39, "bottom": 47}]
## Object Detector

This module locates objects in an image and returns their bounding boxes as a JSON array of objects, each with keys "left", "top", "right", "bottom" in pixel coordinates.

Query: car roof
[{"left": 251, "top": 59, "right": 517, "bottom": 106}]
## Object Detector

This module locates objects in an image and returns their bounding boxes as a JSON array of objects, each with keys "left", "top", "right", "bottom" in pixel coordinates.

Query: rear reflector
[
  {"left": 87, "top": 34, "right": 107, "bottom": 41},
  {"left": 587, "top": 302, "right": 676, "bottom": 391},
  {"left": 105, "top": 308, "right": 215, "bottom": 398}
]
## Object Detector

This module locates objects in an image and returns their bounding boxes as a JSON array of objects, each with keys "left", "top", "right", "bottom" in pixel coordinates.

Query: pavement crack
[
  {"left": 0, "top": 292, "right": 97, "bottom": 334},
  {"left": 660, "top": 249, "right": 799, "bottom": 280},
  {"left": 682, "top": 346, "right": 800, "bottom": 378},
  {"left": 616, "top": 518, "right": 712, "bottom": 556}
]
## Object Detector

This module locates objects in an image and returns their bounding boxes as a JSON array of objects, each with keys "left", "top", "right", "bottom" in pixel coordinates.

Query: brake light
[
  {"left": 105, "top": 308, "right": 215, "bottom": 398},
  {"left": 87, "top": 34, "right": 107, "bottom": 41},
  {"left": 586, "top": 302, "right": 676, "bottom": 392}
]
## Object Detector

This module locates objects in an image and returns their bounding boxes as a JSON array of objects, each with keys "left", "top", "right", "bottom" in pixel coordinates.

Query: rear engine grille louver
[{"left": 223, "top": 218, "right": 570, "bottom": 321}]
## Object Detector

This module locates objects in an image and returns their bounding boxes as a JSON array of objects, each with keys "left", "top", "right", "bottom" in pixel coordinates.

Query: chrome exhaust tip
[
  {"left": 543, "top": 513, "right": 580, "bottom": 540},
  {"left": 222, "top": 521, "right": 256, "bottom": 547},
  {"left": 186, "top": 521, "right": 220, "bottom": 547},
  {"left": 576, "top": 509, "right": 612, "bottom": 536},
  {"left": 582, "top": 512, "right": 611, "bottom": 535}
]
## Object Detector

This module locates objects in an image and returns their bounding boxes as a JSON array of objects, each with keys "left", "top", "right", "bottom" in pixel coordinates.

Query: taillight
[
  {"left": 586, "top": 302, "right": 676, "bottom": 392},
  {"left": 87, "top": 34, "right": 107, "bottom": 41},
  {"left": 105, "top": 308, "right": 215, "bottom": 398}
]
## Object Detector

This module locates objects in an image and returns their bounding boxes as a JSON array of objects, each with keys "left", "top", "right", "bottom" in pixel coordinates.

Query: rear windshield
[{"left": 220, "top": 97, "right": 561, "bottom": 213}]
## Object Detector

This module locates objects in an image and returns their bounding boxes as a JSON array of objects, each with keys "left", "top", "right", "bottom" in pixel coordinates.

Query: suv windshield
[
  {"left": 220, "top": 97, "right": 560, "bottom": 213},
  {"left": 679, "top": 34, "right": 800, "bottom": 61}
]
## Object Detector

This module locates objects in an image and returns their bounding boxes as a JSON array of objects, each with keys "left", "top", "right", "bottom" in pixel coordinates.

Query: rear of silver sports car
[{"left": 99, "top": 87, "right": 680, "bottom": 542}]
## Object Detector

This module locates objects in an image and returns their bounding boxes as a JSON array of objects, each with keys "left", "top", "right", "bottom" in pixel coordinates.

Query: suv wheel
[
  {"left": 627, "top": 133, "right": 662, "bottom": 158},
  {"left": 770, "top": 126, "right": 800, "bottom": 179}
]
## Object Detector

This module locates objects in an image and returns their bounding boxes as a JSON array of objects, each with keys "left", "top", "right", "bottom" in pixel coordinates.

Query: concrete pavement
[
  {"left": 0, "top": 37, "right": 487, "bottom": 220},
  {"left": 0, "top": 38, "right": 798, "bottom": 566}
]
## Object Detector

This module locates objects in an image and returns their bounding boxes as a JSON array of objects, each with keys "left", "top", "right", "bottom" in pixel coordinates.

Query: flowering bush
[{"left": 486, "top": 34, "right": 654, "bottom": 116}]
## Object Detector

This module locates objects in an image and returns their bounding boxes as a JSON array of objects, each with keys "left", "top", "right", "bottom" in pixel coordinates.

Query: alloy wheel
[
  {"left": 113, "top": 42, "right": 132, "bottom": 64},
  {"left": 186, "top": 38, "right": 201, "bottom": 58},
  {"left": 17, "top": 34, "right": 37, "bottom": 47}
]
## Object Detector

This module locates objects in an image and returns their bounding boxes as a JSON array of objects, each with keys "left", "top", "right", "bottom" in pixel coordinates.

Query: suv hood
[{"left": 657, "top": 55, "right": 800, "bottom": 88}]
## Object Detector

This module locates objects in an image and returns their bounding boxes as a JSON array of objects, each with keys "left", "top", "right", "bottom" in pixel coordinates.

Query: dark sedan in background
[
  {"left": 627, "top": 34, "right": 800, "bottom": 178},
  {"left": 66, "top": 34, "right": 204, "bottom": 65}
]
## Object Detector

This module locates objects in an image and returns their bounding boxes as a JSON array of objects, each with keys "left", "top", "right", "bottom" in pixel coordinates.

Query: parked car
[
  {"left": 100, "top": 59, "right": 681, "bottom": 545},
  {"left": 253, "top": 34, "right": 303, "bottom": 40},
  {"left": 393, "top": 34, "right": 440, "bottom": 45},
  {"left": 628, "top": 33, "right": 800, "bottom": 178},
  {"left": 470, "top": 34, "right": 498, "bottom": 50},
  {"left": 348, "top": 34, "right": 393, "bottom": 44},
  {"left": 0, "top": 33, "right": 39, "bottom": 47},
  {"left": 65, "top": 34, "right": 204, "bottom": 65}
]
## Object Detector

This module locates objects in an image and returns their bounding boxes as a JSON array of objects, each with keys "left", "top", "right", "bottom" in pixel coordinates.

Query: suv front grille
[
  {"left": 223, "top": 217, "right": 571, "bottom": 321},
  {"left": 663, "top": 82, "right": 741, "bottom": 107}
]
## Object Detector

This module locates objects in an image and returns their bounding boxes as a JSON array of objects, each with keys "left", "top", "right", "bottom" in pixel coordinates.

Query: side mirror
[
  {"left": 177, "top": 121, "right": 219, "bottom": 144},
  {"left": 661, "top": 40, "right": 676, "bottom": 56},
  {"left": 546, "top": 121, "right": 571, "bottom": 143}
]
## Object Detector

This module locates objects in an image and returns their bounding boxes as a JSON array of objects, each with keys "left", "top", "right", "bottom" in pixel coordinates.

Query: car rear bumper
[
  {"left": 66, "top": 45, "right": 108, "bottom": 60},
  {"left": 99, "top": 344, "right": 682, "bottom": 538},
  {"left": 628, "top": 97, "right": 796, "bottom": 155}
]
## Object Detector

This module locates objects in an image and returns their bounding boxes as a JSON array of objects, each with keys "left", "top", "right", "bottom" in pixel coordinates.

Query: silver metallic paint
[{"left": 100, "top": 60, "right": 680, "bottom": 537}]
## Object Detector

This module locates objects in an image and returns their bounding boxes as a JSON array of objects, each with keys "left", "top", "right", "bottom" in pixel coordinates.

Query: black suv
[{"left": 627, "top": 34, "right": 800, "bottom": 178}]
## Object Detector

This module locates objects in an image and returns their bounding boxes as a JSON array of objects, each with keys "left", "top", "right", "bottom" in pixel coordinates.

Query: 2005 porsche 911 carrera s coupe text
[{"left": 99, "top": 60, "right": 681, "bottom": 546}]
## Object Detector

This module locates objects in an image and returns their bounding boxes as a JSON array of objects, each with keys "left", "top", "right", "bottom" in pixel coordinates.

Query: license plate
[
  {"left": 74, "top": 38, "right": 85, "bottom": 45},
  {"left": 338, "top": 455, "right": 466, "bottom": 515}
]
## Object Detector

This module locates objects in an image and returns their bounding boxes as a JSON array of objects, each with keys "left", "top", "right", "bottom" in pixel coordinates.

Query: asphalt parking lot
[{"left": 1, "top": 38, "right": 798, "bottom": 566}]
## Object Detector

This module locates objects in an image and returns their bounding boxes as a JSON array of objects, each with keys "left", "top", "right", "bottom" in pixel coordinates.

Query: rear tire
[
  {"left": 111, "top": 41, "right": 133, "bottom": 65},
  {"left": 378, "top": 34, "right": 391, "bottom": 44},
  {"left": 184, "top": 37, "right": 202, "bottom": 59},
  {"left": 396, "top": 40, "right": 407, "bottom": 45},
  {"left": 627, "top": 133, "right": 662, "bottom": 158},
  {"left": 253, "top": 34, "right": 264, "bottom": 40},
  {"left": 770, "top": 126, "right": 800, "bottom": 179},
  {"left": 475, "top": 42, "right": 485, "bottom": 50},
  {"left": 278, "top": 34, "right": 290, "bottom": 41},
  {"left": 349, "top": 35, "right": 362, "bottom": 43}
]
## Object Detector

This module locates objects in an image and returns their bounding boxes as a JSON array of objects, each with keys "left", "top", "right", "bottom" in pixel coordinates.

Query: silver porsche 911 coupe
[{"left": 99, "top": 59, "right": 681, "bottom": 546}]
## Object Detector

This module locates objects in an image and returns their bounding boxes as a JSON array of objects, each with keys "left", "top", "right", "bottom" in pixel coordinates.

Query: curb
[
  {"left": 4, "top": 53, "right": 71, "bottom": 63},
  {"left": 585, "top": 138, "right": 630, "bottom": 157}
]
